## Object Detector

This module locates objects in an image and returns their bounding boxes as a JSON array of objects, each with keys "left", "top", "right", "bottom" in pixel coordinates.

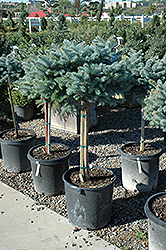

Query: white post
[
  {"left": 29, "top": 18, "right": 32, "bottom": 34},
  {"left": 141, "top": 15, "right": 144, "bottom": 28},
  {"left": 38, "top": 19, "right": 42, "bottom": 31}
]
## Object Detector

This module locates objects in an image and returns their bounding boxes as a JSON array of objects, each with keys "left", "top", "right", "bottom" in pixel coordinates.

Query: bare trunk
[
  {"left": 140, "top": 107, "right": 145, "bottom": 152},
  {"left": 7, "top": 75, "right": 18, "bottom": 138},
  {"left": 44, "top": 98, "right": 51, "bottom": 154},
  {"left": 79, "top": 102, "right": 90, "bottom": 182}
]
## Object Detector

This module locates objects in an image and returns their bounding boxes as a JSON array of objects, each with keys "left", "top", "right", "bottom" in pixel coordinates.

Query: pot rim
[
  {"left": 0, "top": 128, "right": 36, "bottom": 144},
  {"left": 62, "top": 166, "right": 116, "bottom": 191},
  {"left": 144, "top": 191, "right": 166, "bottom": 227},
  {"left": 27, "top": 142, "right": 71, "bottom": 164},
  {"left": 119, "top": 142, "right": 162, "bottom": 160}
]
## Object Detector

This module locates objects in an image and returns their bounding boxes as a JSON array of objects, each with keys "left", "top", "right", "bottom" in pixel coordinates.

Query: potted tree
[
  {"left": 15, "top": 45, "right": 73, "bottom": 196},
  {"left": 16, "top": 35, "right": 134, "bottom": 226},
  {"left": 12, "top": 89, "right": 34, "bottom": 121},
  {"left": 0, "top": 53, "right": 36, "bottom": 173},
  {"left": 118, "top": 54, "right": 165, "bottom": 193},
  {"left": 56, "top": 36, "right": 135, "bottom": 229},
  {"left": 143, "top": 79, "right": 166, "bottom": 248}
]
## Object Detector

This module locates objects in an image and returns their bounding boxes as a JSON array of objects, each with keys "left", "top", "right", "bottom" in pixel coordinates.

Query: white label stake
[
  {"left": 35, "top": 161, "right": 40, "bottom": 176},
  {"left": 137, "top": 157, "right": 142, "bottom": 174}
]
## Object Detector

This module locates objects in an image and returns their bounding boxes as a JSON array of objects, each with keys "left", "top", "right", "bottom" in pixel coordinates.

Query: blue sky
[{"left": 0, "top": 0, "right": 142, "bottom": 3}]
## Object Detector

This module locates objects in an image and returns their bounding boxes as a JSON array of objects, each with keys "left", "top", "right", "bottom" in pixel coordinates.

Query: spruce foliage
[
  {"left": 0, "top": 53, "right": 24, "bottom": 86},
  {"left": 138, "top": 54, "right": 166, "bottom": 132},
  {"left": 16, "top": 36, "right": 134, "bottom": 112},
  {"left": 143, "top": 79, "right": 166, "bottom": 132}
]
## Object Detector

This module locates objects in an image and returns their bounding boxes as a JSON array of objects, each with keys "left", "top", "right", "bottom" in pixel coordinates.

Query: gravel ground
[{"left": 0, "top": 106, "right": 166, "bottom": 250}]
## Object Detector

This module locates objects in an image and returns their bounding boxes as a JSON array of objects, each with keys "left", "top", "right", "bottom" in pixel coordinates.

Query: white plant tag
[
  {"left": 35, "top": 161, "right": 40, "bottom": 176},
  {"left": 137, "top": 157, "right": 142, "bottom": 174}
]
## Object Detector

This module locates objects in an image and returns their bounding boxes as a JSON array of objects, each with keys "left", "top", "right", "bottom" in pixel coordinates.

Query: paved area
[{"left": 0, "top": 181, "right": 121, "bottom": 250}]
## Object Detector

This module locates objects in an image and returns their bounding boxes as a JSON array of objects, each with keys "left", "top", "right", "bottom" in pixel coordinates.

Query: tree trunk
[
  {"left": 44, "top": 98, "right": 51, "bottom": 154},
  {"left": 140, "top": 107, "right": 145, "bottom": 152},
  {"left": 7, "top": 75, "right": 18, "bottom": 138},
  {"left": 79, "top": 102, "right": 90, "bottom": 182}
]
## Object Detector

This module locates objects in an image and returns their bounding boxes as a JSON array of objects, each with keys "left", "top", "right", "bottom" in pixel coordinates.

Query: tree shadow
[
  {"left": 108, "top": 169, "right": 166, "bottom": 227},
  {"left": 88, "top": 106, "right": 165, "bottom": 147}
]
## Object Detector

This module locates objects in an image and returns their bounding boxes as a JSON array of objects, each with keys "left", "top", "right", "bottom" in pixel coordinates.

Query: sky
[{"left": 0, "top": 0, "right": 142, "bottom": 3}]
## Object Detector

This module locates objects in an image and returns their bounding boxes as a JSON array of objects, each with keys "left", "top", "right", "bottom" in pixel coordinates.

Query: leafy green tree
[
  {"left": 59, "top": 0, "right": 75, "bottom": 16},
  {"left": 81, "top": 1, "right": 99, "bottom": 19},
  {"left": 19, "top": 2, "right": 28, "bottom": 26},
  {"left": 162, "top": 7, "right": 166, "bottom": 22},
  {"left": 75, "top": 0, "right": 80, "bottom": 15},
  {"left": 0, "top": 18, "right": 5, "bottom": 31},
  {"left": 18, "top": 2, "right": 29, "bottom": 40}
]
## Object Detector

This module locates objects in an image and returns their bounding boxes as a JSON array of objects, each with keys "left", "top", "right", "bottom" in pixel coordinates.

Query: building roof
[
  {"left": 59, "top": 12, "right": 69, "bottom": 17},
  {"left": 28, "top": 10, "right": 46, "bottom": 18}
]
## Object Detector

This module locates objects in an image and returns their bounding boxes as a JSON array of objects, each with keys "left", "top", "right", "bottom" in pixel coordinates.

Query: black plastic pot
[
  {"left": 62, "top": 167, "right": 116, "bottom": 230},
  {"left": 119, "top": 143, "right": 162, "bottom": 192},
  {"left": 0, "top": 128, "right": 36, "bottom": 173},
  {"left": 27, "top": 143, "right": 71, "bottom": 196},
  {"left": 14, "top": 104, "right": 34, "bottom": 121},
  {"left": 144, "top": 192, "right": 166, "bottom": 250}
]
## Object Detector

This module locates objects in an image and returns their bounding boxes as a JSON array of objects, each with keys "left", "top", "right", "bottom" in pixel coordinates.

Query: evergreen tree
[
  {"left": 109, "top": 6, "right": 115, "bottom": 26},
  {"left": 16, "top": 36, "right": 136, "bottom": 181},
  {"left": 142, "top": 79, "right": 166, "bottom": 132},
  {"left": 145, "top": 3, "right": 156, "bottom": 15},
  {"left": 151, "top": 14, "right": 160, "bottom": 27},
  {"left": 114, "top": 5, "right": 123, "bottom": 16},
  {"left": 137, "top": 53, "right": 166, "bottom": 148},
  {"left": 18, "top": 2, "right": 29, "bottom": 40},
  {"left": 82, "top": 1, "right": 99, "bottom": 20},
  {"left": 6, "top": 11, "right": 14, "bottom": 28},
  {"left": 0, "top": 54, "right": 24, "bottom": 136},
  {"left": 41, "top": 17, "right": 47, "bottom": 30},
  {"left": 162, "top": 7, "right": 166, "bottom": 22},
  {"left": 96, "top": 0, "right": 104, "bottom": 22},
  {"left": 56, "top": 13, "right": 67, "bottom": 31},
  {"left": 55, "top": 13, "right": 68, "bottom": 43}
]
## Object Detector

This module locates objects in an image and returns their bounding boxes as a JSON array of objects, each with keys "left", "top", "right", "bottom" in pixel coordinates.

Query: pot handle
[{"left": 137, "top": 157, "right": 142, "bottom": 174}]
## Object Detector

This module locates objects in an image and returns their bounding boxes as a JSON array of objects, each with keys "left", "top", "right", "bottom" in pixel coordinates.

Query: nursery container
[
  {"left": 0, "top": 128, "right": 36, "bottom": 173},
  {"left": 62, "top": 167, "right": 116, "bottom": 229},
  {"left": 14, "top": 104, "right": 34, "bottom": 121},
  {"left": 119, "top": 143, "right": 162, "bottom": 192},
  {"left": 28, "top": 143, "right": 71, "bottom": 196},
  {"left": 144, "top": 192, "right": 166, "bottom": 250}
]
